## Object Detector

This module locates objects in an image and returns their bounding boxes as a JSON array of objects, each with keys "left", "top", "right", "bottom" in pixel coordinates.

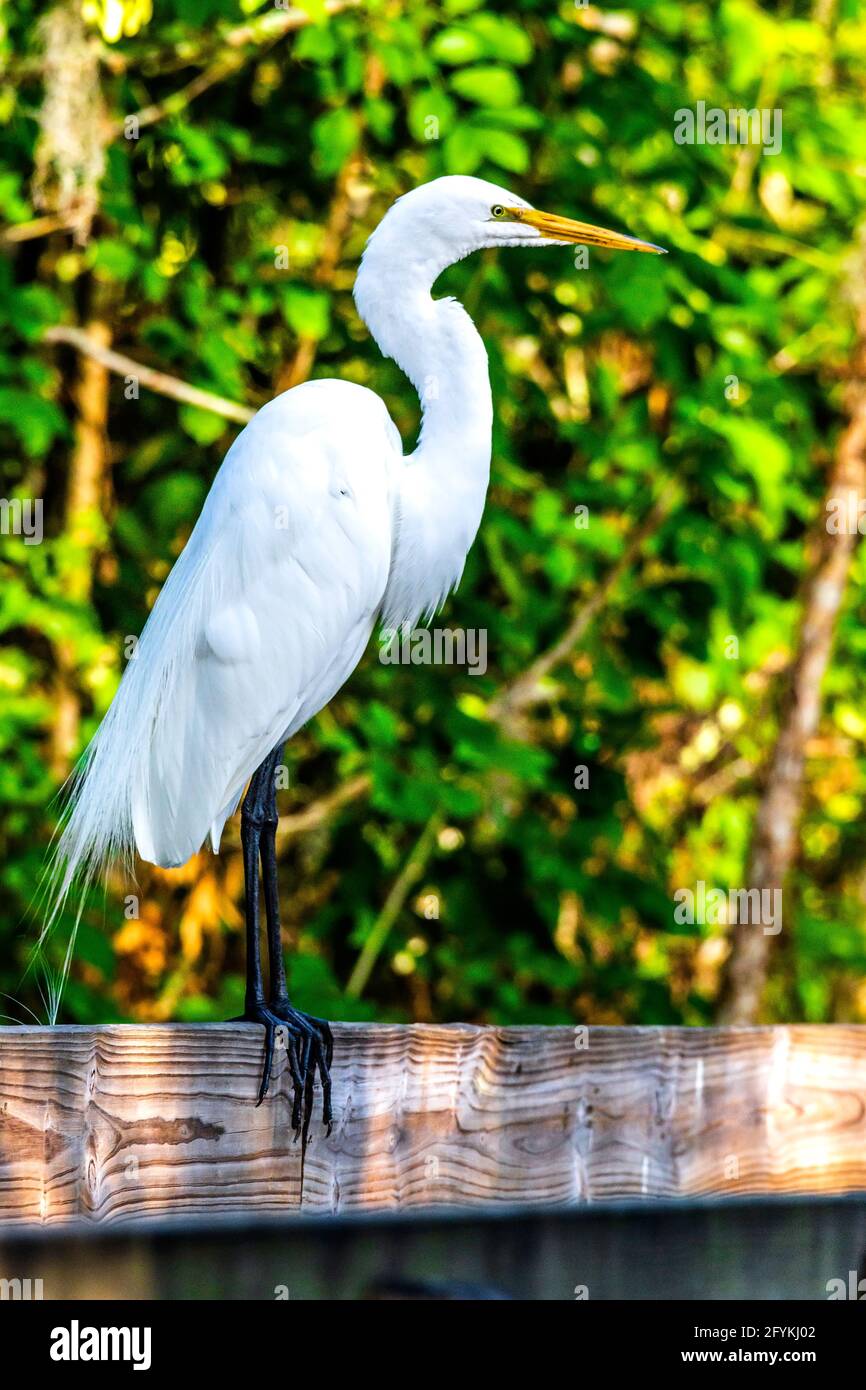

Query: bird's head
[
  {"left": 378, "top": 174, "right": 666, "bottom": 265},
  {"left": 354, "top": 174, "right": 666, "bottom": 366}
]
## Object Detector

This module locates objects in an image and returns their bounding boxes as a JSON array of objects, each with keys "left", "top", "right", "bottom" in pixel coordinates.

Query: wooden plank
[{"left": 1, "top": 1023, "right": 866, "bottom": 1228}]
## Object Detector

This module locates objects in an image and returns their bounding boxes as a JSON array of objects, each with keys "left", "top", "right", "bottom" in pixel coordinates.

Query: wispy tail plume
[
  {"left": 35, "top": 720, "right": 138, "bottom": 1020},
  {"left": 36, "top": 526, "right": 216, "bottom": 1018}
]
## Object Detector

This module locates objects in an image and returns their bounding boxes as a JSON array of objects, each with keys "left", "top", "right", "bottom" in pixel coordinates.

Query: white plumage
[
  {"left": 47, "top": 174, "right": 663, "bottom": 961},
  {"left": 134, "top": 381, "right": 399, "bottom": 867}
]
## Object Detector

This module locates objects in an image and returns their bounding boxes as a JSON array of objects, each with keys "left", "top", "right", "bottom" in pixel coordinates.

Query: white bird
[{"left": 48, "top": 175, "right": 664, "bottom": 1133}]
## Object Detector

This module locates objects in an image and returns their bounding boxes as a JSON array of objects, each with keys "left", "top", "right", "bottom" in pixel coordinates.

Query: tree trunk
[
  {"left": 719, "top": 278, "right": 866, "bottom": 1023},
  {"left": 50, "top": 317, "right": 112, "bottom": 777}
]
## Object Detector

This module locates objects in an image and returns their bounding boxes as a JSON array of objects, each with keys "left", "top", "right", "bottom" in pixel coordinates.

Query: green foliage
[{"left": 2, "top": 0, "right": 866, "bottom": 1029}]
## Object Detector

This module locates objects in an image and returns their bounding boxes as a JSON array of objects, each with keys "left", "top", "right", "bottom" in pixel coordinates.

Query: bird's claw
[
  {"left": 235, "top": 1003, "right": 333, "bottom": 1140},
  {"left": 274, "top": 1004, "right": 333, "bottom": 1143}
]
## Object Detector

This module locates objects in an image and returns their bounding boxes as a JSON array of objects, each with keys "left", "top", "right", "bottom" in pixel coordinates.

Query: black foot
[
  {"left": 233, "top": 1003, "right": 333, "bottom": 1140},
  {"left": 272, "top": 1002, "right": 333, "bottom": 1140}
]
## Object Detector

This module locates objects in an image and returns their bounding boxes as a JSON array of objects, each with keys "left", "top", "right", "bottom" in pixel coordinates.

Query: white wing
[{"left": 56, "top": 379, "right": 400, "bottom": 884}]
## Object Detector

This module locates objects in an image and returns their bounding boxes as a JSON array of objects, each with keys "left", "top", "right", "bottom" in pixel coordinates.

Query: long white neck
[{"left": 354, "top": 230, "right": 493, "bottom": 630}]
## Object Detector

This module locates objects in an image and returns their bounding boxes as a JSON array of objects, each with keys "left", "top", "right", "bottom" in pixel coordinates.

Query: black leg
[
  {"left": 259, "top": 745, "right": 333, "bottom": 1137},
  {"left": 259, "top": 745, "right": 290, "bottom": 1007},
  {"left": 234, "top": 743, "right": 333, "bottom": 1137},
  {"left": 235, "top": 753, "right": 287, "bottom": 1105}
]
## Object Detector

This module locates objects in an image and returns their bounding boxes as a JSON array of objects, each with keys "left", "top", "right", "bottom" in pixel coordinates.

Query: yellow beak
[{"left": 506, "top": 207, "right": 666, "bottom": 255}]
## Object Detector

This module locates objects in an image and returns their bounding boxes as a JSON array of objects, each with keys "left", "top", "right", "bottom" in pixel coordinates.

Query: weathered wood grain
[{"left": 1, "top": 1023, "right": 865, "bottom": 1227}]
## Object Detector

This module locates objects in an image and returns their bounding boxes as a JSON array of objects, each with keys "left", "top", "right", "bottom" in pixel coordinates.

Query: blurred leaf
[{"left": 449, "top": 65, "right": 522, "bottom": 108}]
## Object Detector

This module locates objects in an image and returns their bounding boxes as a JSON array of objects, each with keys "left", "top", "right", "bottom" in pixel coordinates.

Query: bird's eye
[{"left": 490, "top": 205, "right": 506, "bottom": 219}]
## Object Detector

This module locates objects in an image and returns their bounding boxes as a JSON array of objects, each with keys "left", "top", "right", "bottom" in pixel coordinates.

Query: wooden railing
[{"left": 2, "top": 1022, "right": 866, "bottom": 1226}]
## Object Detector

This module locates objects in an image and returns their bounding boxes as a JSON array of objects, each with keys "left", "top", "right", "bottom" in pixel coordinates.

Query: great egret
[{"left": 49, "top": 175, "right": 664, "bottom": 1135}]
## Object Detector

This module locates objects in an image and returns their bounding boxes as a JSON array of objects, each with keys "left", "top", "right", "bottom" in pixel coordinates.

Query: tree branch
[
  {"left": 275, "top": 773, "right": 371, "bottom": 847},
  {"left": 0, "top": 213, "right": 73, "bottom": 245},
  {"left": 43, "top": 325, "right": 254, "bottom": 424}
]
